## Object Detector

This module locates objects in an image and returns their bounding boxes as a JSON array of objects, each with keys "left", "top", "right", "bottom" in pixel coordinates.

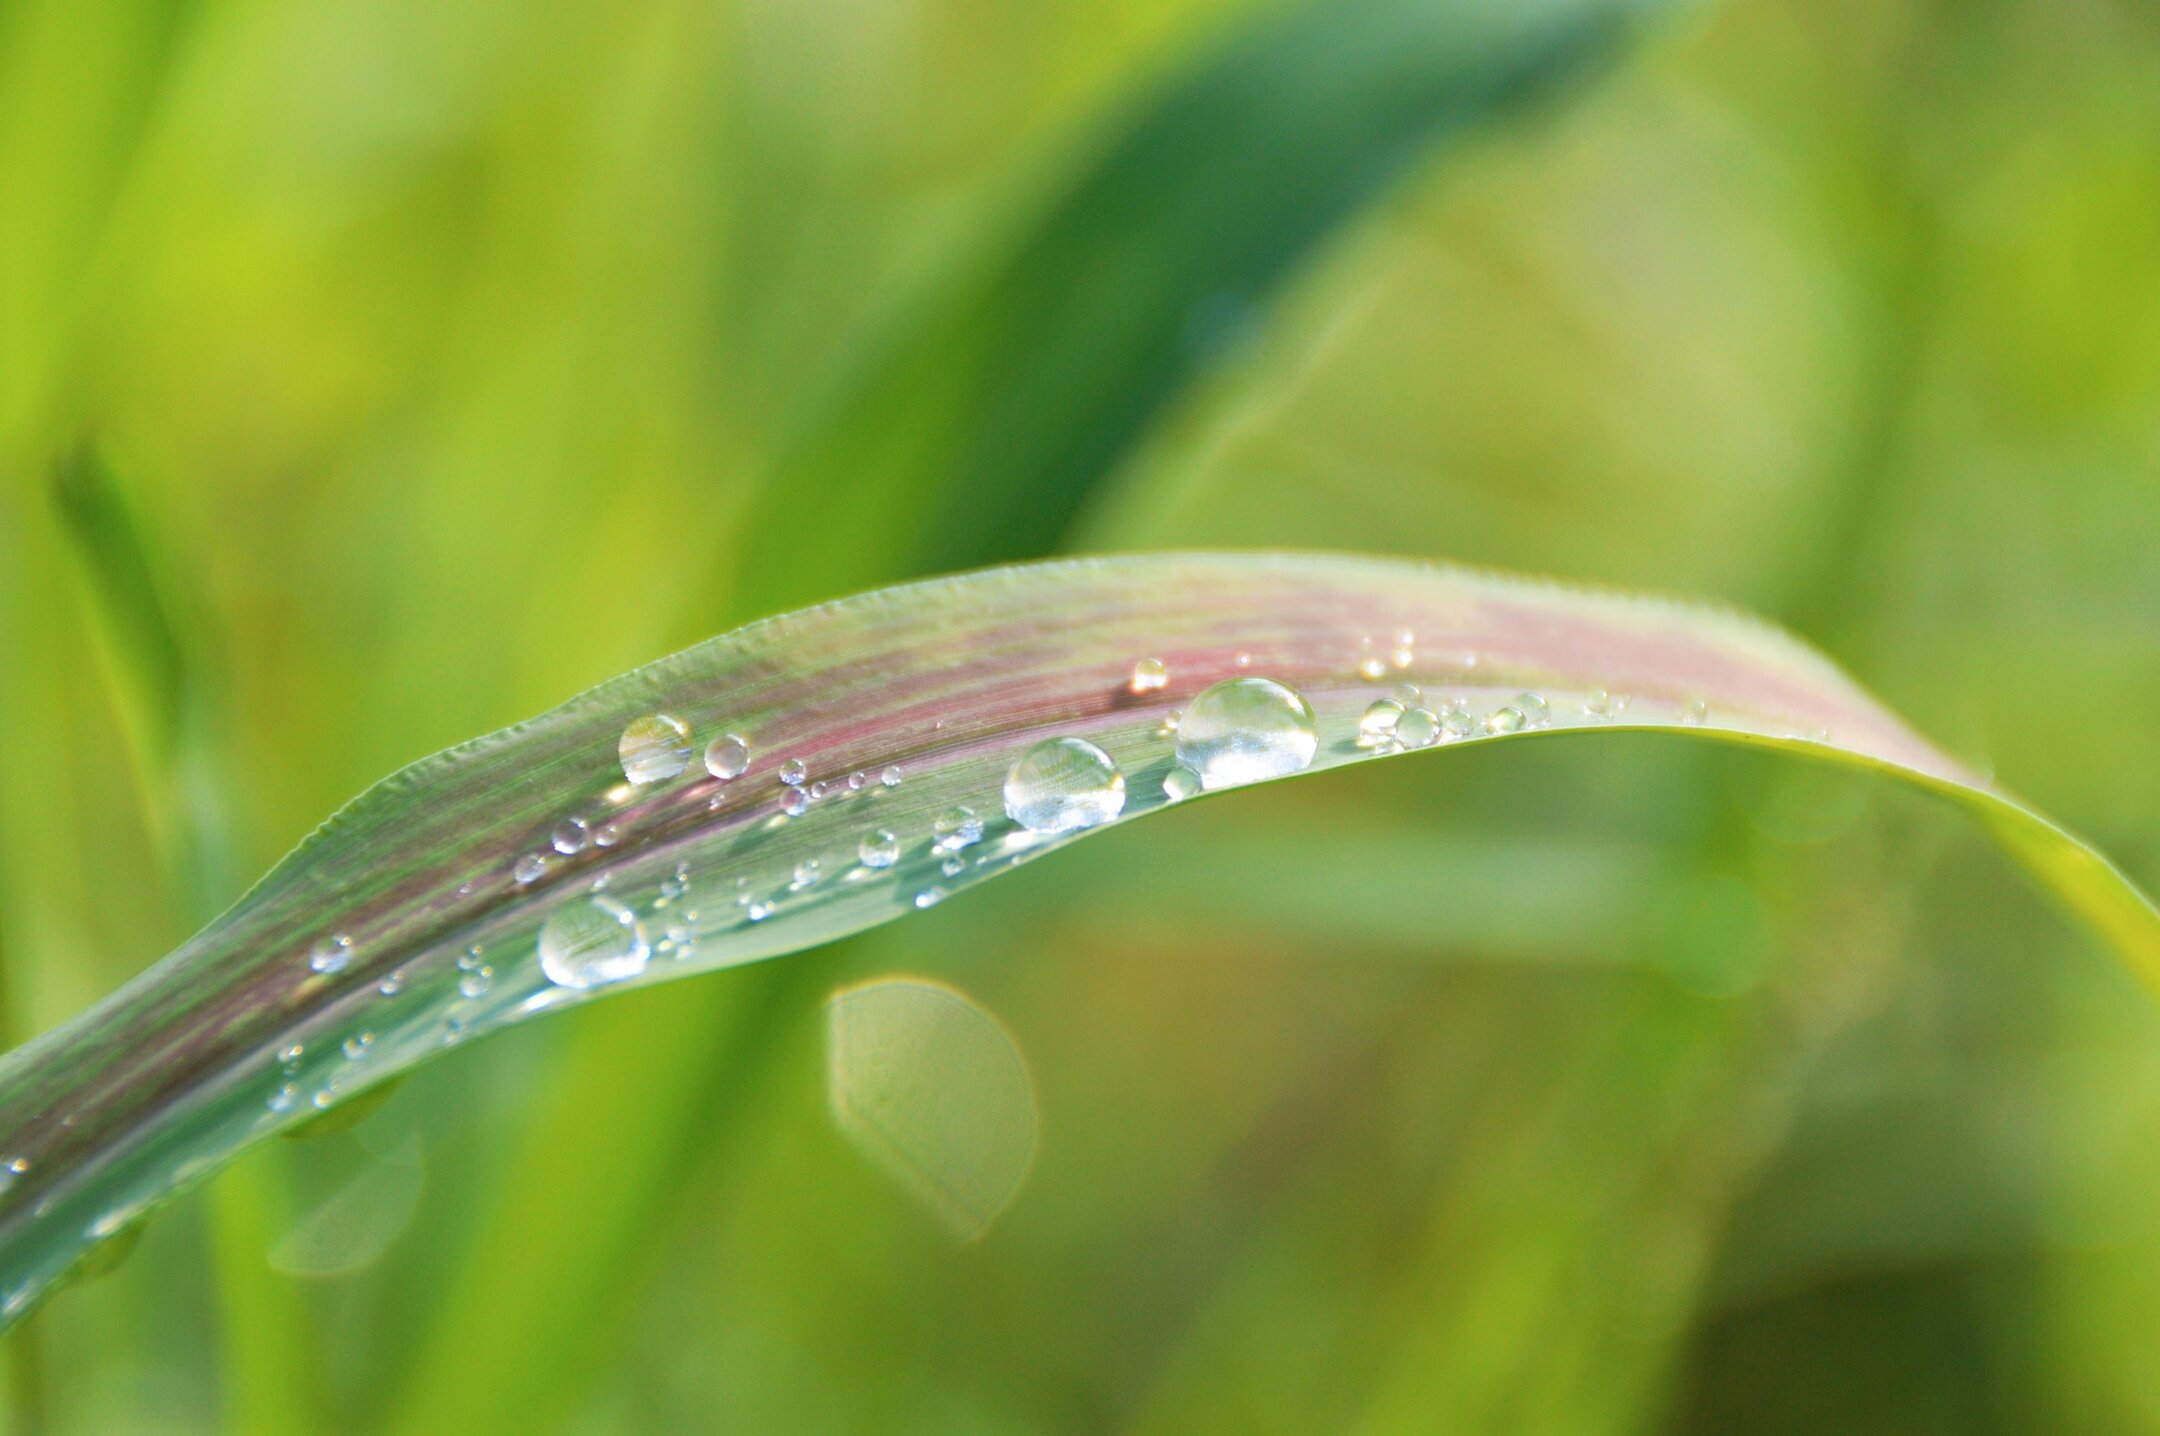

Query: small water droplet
[
  {"left": 1517, "top": 693, "right": 1552, "bottom": 727},
  {"left": 780, "top": 788, "right": 810, "bottom": 818},
  {"left": 593, "top": 822, "right": 621, "bottom": 848},
  {"left": 1484, "top": 706, "right": 1526, "bottom": 735},
  {"left": 1359, "top": 699, "right": 1404, "bottom": 745},
  {"left": 619, "top": 713, "right": 693, "bottom": 784},
  {"left": 1162, "top": 766, "right": 1201, "bottom": 802},
  {"left": 932, "top": 806, "right": 984, "bottom": 853},
  {"left": 538, "top": 896, "right": 651, "bottom": 990},
  {"left": 312, "top": 1089, "right": 336, "bottom": 1110},
  {"left": 1003, "top": 737, "right": 1126, "bottom": 834},
  {"left": 1394, "top": 707, "right": 1440, "bottom": 749},
  {"left": 513, "top": 853, "right": 547, "bottom": 885},
  {"left": 809, "top": 780, "right": 831, "bottom": 801},
  {"left": 1683, "top": 698, "right": 1709, "bottom": 725},
  {"left": 377, "top": 971, "right": 405, "bottom": 996},
  {"left": 1441, "top": 708, "right": 1476, "bottom": 740},
  {"left": 278, "top": 1043, "right": 305, "bottom": 1066},
  {"left": 458, "top": 966, "right": 493, "bottom": 1000},
  {"left": 792, "top": 858, "right": 824, "bottom": 890},
  {"left": 267, "top": 1084, "right": 299, "bottom": 1114},
  {"left": 1234, "top": 652, "right": 1253, "bottom": 668},
  {"left": 1175, "top": 677, "right": 1318, "bottom": 790},
  {"left": 1158, "top": 709, "right": 1181, "bottom": 736},
  {"left": 880, "top": 765, "right": 903, "bottom": 788},
  {"left": 308, "top": 934, "right": 354, "bottom": 975},
  {"left": 551, "top": 817, "right": 590, "bottom": 855},
  {"left": 941, "top": 854, "right": 966, "bottom": 877},
  {"left": 859, "top": 829, "right": 901, "bottom": 869},
  {"left": 342, "top": 1033, "right": 373, "bottom": 1062},
  {"left": 847, "top": 771, "right": 867, "bottom": 791},
  {"left": 1129, "top": 657, "right": 1169, "bottom": 694},
  {"left": 1584, "top": 689, "right": 1612, "bottom": 719},
  {"left": 1390, "top": 682, "right": 1422, "bottom": 707},
  {"left": 457, "top": 946, "right": 481, "bottom": 971},
  {"left": 705, "top": 734, "right": 750, "bottom": 780},
  {"left": 779, "top": 758, "right": 808, "bottom": 786},
  {"left": 746, "top": 899, "right": 774, "bottom": 922},
  {"left": 444, "top": 1016, "right": 469, "bottom": 1045},
  {"left": 914, "top": 886, "right": 947, "bottom": 909}
]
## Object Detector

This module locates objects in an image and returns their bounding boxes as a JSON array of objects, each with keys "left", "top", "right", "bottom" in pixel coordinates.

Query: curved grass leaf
[{"left": 0, "top": 550, "right": 2152, "bottom": 1325}]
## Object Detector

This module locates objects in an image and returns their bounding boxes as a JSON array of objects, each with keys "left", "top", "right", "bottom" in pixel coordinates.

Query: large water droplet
[
  {"left": 859, "top": 829, "right": 900, "bottom": 869},
  {"left": 1174, "top": 677, "right": 1318, "bottom": 790},
  {"left": 308, "top": 934, "right": 353, "bottom": 975},
  {"left": 705, "top": 734, "right": 750, "bottom": 779},
  {"left": 1003, "top": 737, "right": 1126, "bottom": 834},
  {"left": 618, "top": 714, "right": 692, "bottom": 784},
  {"left": 538, "top": 896, "right": 651, "bottom": 990}
]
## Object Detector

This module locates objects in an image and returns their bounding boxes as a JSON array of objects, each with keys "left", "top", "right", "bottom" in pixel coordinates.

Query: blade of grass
[
  {"left": 50, "top": 446, "right": 324, "bottom": 1435},
  {"left": 0, "top": 550, "right": 2151, "bottom": 1334}
]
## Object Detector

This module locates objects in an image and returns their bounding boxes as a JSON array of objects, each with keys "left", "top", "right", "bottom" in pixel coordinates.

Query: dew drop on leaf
[
  {"left": 705, "top": 734, "right": 750, "bottom": 779},
  {"left": 308, "top": 934, "right": 353, "bottom": 975},
  {"left": 1358, "top": 699, "right": 1404, "bottom": 744},
  {"left": 1128, "top": 656, "right": 1169, "bottom": 694},
  {"left": 859, "top": 829, "right": 900, "bottom": 869},
  {"left": 1162, "top": 766, "right": 1201, "bottom": 802},
  {"left": 932, "top": 807, "right": 984, "bottom": 853},
  {"left": 779, "top": 758, "right": 808, "bottom": 786},
  {"left": 1484, "top": 706, "right": 1526, "bottom": 735},
  {"left": 550, "top": 817, "right": 589, "bottom": 855},
  {"left": 1394, "top": 707, "right": 1440, "bottom": 749},
  {"left": 1174, "top": 677, "right": 1318, "bottom": 790},
  {"left": 618, "top": 713, "right": 692, "bottom": 784},
  {"left": 538, "top": 896, "right": 650, "bottom": 990},
  {"left": 1003, "top": 737, "right": 1126, "bottom": 834}
]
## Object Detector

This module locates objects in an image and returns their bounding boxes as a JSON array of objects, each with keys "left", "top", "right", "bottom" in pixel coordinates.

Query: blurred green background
[{"left": 3, "top": 0, "right": 2159, "bottom": 1431}]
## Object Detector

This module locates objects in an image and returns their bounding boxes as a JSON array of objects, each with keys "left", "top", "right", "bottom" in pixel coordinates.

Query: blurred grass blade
[
  {"left": 0, "top": 551, "right": 2152, "bottom": 1327},
  {"left": 729, "top": 0, "right": 1684, "bottom": 614}
]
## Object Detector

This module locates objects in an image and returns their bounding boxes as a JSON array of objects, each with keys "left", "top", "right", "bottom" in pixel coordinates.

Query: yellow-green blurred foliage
[{"left": 2, "top": 0, "right": 2158, "bottom": 1431}]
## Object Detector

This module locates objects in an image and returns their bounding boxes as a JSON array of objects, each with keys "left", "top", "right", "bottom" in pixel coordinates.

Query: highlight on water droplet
[
  {"left": 914, "top": 886, "right": 948, "bottom": 909},
  {"left": 551, "top": 817, "right": 590, "bottom": 856},
  {"left": 1174, "top": 676, "right": 1318, "bottom": 790},
  {"left": 825, "top": 977, "right": 1038, "bottom": 1242},
  {"left": 618, "top": 713, "right": 693, "bottom": 784},
  {"left": 538, "top": 895, "right": 651, "bottom": 990},
  {"left": 308, "top": 934, "right": 354, "bottom": 975},
  {"left": 1003, "top": 737, "right": 1126, "bottom": 834},
  {"left": 859, "top": 828, "right": 901, "bottom": 869},
  {"left": 705, "top": 734, "right": 750, "bottom": 780},
  {"left": 1128, "top": 657, "right": 1169, "bottom": 694}
]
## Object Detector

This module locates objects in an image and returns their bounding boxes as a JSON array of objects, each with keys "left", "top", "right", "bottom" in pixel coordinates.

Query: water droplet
[
  {"left": 914, "top": 886, "right": 947, "bottom": 909},
  {"left": 1683, "top": 698, "right": 1709, "bottom": 725},
  {"left": 746, "top": 899, "right": 774, "bottom": 922},
  {"left": 457, "top": 946, "right": 482, "bottom": 971},
  {"left": 538, "top": 896, "right": 651, "bottom": 990},
  {"left": 779, "top": 758, "right": 808, "bottom": 786},
  {"left": 1484, "top": 706, "right": 1526, "bottom": 735},
  {"left": 792, "top": 858, "right": 824, "bottom": 890},
  {"left": 593, "top": 822, "right": 621, "bottom": 848},
  {"left": 1441, "top": 707, "right": 1476, "bottom": 740},
  {"left": 618, "top": 713, "right": 692, "bottom": 784},
  {"left": 377, "top": 971, "right": 405, "bottom": 997},
  {"left": 1162, "top": 766, "right": 1201, "bottom": 802},
  {"left": 342, "top": 1033, "right": 373, "bottom": 1062},
  {"left": 1234, "top": 652, "right": 1253, "bottom": 668},
  {"left": 278, "top": 1043, "right": 305, "bottom": 1066},
  {"left": 1003, "top": 737, "right": 1126, "bottom": 834},
  {"left": 880, "top": 765, "right": 903, "bottom": 788},
  {"left": 308, "top": 934, "right": 353, "bottom": 975},
  {"left": 513, "top": 853, "right": 547, "bottom": 885},
  {"left": 1391, "top": 682, "right": 1422, "bottom": 707},
  {"left": 268, "top": 1084, "right": 299, "bottom": 1114},
  {"left": 551, "top": 817, "right": 590, "bottom": 855},
  {"left": 1517, "top": 693, "right": 1552, "bottom": 727},
  {"left": 847, "top": 771, "right": 867, "bottom": 791},
  {"left": 941, "top": 854, "right": 966, "bottom": 877},
  {"left": 1359, "top": 699, "right": 1404, "bottom": 745},
  {"left": 1584, "top": 689, "right": 1612, "bottom": 719},
  {"left": 809, "top": 780, "right": 831, "bottom": 801},
  {"left": 1174, "top": 677, "right": 1318, "bottom": 790},
  {"left": 859, "top": 829, "right": 901, "bottom": 869},
  {"left": 705, "top": 734, "right": 750, "bottom": 780},
  {"left": 1129, "top": 657, "right": 1169, "bottom": 694},
  {"left": 444, "top": 1017, "right": 469, "bottom": 1045},
  {"left": 1394, "top": 707, "right": 1440, "bottom": 749},
  {"left": 1158, "top": 710, "right": 1182, "bottom": 736},
  {"left": 932, "top": 806, "right": 984, "bottom": 853},
  {"left": 780, "top": 788, "right": 810, "bottom": 818},
  {"left": 458, "top": 966, "right": 493, "bottom": 1000}
]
